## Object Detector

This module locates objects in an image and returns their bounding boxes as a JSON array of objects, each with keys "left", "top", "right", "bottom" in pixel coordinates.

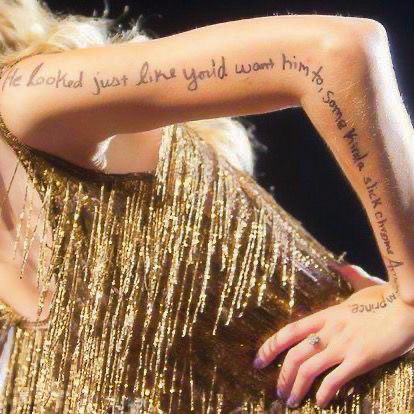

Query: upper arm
[{"left": 0, "top": 14, "right": 377, "bottom": 150}]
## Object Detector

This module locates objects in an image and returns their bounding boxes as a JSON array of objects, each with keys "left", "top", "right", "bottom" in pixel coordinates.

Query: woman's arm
[
  {"left": 1, "top": 14, "right": 413, "bottom": 298},
  {"left": 298, "top": 22, "right": 414, "bottom": 304},
  {"left": 0, "top": 15, "right": 381, "bottom": 163},
  {"left": 252, "top": 18, "right": 414, "bottom": 409}
]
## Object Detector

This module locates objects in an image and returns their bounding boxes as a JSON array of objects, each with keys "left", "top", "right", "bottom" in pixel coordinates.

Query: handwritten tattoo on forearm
[
  {"left": 1, "top": 62, "right": 84, "bottom": 91},
  {"left": 0, "top": 53, "right": 407, "bottom": 291},
  {"left": 281, "top": 52, "right": 404, "bottom": 291},
  {"left": 282, "top": 53, "right": 369, "bottom": 171},
  {"left": 1, "top": 55, "right": 277, "bottom": 95}
]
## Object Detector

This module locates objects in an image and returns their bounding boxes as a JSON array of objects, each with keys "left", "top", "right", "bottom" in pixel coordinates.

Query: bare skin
[
  {"left": 0, "top": 13, "right": 413, "bottom": 409},
  {"left": 0, "top": 128, "right": 162, "bottom": 324},
  {"left": 103, "top": 128, "right": 163, "bottom": 174}
]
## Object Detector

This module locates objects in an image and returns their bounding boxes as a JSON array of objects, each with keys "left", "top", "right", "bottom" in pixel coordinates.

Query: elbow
[
  {"left": 319, "top": 17, "right": 389, "bottom": 70},
  {"left": 350, "top": 17, "right": 388, "bottom": 41}
]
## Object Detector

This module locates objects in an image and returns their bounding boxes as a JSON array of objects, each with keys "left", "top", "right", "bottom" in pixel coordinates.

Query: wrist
[
  {"left": 383, "top": 281, "right": 414, "bottom": 309},
  {"left": 395, "top": 289, "right": 414, "bottom": 308}
]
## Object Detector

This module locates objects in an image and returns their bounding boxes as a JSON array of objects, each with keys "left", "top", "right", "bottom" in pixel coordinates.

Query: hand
[{"left": 253, "top": 282, "right": 414, "bottom": 409}]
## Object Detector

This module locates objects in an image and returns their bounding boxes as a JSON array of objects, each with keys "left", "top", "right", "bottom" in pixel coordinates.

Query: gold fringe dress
[{"left": 0, "top": 59, "right": 413, "bottom": 414}]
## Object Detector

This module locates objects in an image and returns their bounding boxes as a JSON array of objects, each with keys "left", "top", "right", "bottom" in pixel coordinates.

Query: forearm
[{"left": 299, "top": 22, "right": 414, "bottom": 303}]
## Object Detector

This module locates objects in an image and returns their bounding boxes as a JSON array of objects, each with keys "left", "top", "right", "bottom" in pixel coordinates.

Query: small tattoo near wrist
[{"left": 350, "top": 290, "right": 398, "bottom": 313}]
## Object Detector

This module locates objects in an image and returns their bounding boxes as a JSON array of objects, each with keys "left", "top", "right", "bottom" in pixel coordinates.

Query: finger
[
  {"left": 276, "top": 329, "right": 328, "bottom": 399},
  {"left": 328, "top": 263, "right": 384, "bottom": 290},
  {"left": 285, "top": 347, "right": 343, "bottom": 409},
  {"left": 315, "top": 355, "right": 371, "bottom": 408},
  {"left": 254, "top": 309, "right": 328, "bottom": 369}
]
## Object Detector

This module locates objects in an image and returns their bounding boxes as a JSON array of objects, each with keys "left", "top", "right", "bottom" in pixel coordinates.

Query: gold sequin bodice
[{"left": 0, "top": 62, "right": 413, "bottom": 414}]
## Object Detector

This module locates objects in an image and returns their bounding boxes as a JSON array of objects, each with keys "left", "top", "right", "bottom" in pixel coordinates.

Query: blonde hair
[{"left": 0, "top": 0, "right": 263, "bottom": 176}]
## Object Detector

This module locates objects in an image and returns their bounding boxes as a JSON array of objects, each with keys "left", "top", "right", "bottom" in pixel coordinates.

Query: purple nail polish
[
  {"left": 253, "top": 356, "right": 265, "bottom": 369},
  {"left": 277, "top": 387, "right": 287, "bottom": 400},
  {"left": 286, "top": 396, "right": 299, "bottom": 408}
]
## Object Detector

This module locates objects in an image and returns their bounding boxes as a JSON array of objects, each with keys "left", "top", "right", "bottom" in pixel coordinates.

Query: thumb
[{"left": 328, "top": 262, "right": 385, "bottom": 291}]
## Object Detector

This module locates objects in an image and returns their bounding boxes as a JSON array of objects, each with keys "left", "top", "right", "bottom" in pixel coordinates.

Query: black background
[{"left": 47, "top": 0, "right": 414, "bottom": 279}]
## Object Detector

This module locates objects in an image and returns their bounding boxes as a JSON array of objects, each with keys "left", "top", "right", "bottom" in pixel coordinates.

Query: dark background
[{"left": 47, "top": 0, "right": 414, "bottom": 279}]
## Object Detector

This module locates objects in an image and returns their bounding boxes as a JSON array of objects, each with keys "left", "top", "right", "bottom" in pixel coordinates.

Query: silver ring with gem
[{"left": 307, "top": 333, "right": 321, "bottom": 346}]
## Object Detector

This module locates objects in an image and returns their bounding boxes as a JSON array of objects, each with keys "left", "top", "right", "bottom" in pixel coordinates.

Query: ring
[{"left": 307, "top": 333, "right": 321, "bottom": 346}]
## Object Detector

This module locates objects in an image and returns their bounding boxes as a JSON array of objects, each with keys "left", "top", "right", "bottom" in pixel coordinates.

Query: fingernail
[
  {"left": 317, "top": 401, "right": 327, "bottom": 409},
  {"left": 253, "top": 356, "right": 265, "bottom": 369},
  {"left": 286, "top": 395, "right": 299, "bottom": 408},
  {"left": 276, "top": 387, "right": 287, "bottom": 401}
]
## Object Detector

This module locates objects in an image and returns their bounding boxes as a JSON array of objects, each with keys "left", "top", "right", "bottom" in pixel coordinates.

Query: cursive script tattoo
[
  {"left": 92, "top": 72, "right": 128, "bottom": 95},
  {"left": 282, "top": 53, "right": 368, "bottom": 171},
  {"left": 2, "top": 63, "right": 84, "bottom": 91},
  {"left": 350, "top": 290, "right": 398, "bottom": 313},
  {"left": 0, "top": 53, "right": 407, "bottom": 293},
  {"left": 1, "top": 68, "right": 22, "bottom": 91},
  {"left": 135, "top": 61, "right": 177, "bottom": 88},
  {"left": 27, "top": 62, "right": 84, "bottom": 88},
  {"left": 282, "top": 51, "right": 405, "bottom": 291},
  {"left": 1, "top": 55, "right": 277, "bottom": 94}
]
